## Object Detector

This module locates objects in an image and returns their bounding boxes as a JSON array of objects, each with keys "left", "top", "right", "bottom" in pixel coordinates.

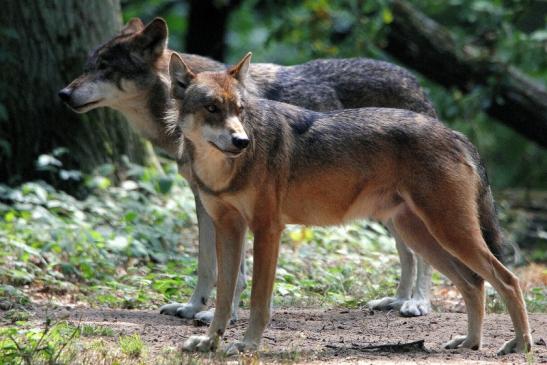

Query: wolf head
[
  {"left": 58, "top": 18, "right": 168, "bottom": 113},
  {"left": 169, "top": 52, "right": 252, "bottom": 157}
]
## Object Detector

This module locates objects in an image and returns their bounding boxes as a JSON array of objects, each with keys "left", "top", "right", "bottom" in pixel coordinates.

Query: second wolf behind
[{"left": 59, "top": 17, "right": 438, "bottom": 322}]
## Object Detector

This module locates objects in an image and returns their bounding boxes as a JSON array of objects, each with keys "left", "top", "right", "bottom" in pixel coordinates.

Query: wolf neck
[
  {"left": 114, "top": 74, "right": 181, "bottom": 158},
  {"left": 188, "top": 137, "right": 250, "bottom": 196}
]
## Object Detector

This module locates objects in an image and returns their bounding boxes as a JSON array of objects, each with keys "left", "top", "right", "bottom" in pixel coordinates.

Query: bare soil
[{"left": 28, "top": 306, "right": 547, "bottom": 364}]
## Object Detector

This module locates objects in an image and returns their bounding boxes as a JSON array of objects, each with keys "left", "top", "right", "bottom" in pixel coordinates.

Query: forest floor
[{"left": 6, "top": 304, "right": 546, "bottom": 364}]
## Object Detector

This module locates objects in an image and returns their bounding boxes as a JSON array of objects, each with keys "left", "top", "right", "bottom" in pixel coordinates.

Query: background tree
[
  {"left": 122, "top": 0, "right": 241, "bottom": 62},
  {"left": 0, "top": 0, "right": 145, "bottom": 187}
]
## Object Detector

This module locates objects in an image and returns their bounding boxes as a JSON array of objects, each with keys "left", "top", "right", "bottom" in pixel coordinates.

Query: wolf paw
[
  {"left": 193, "top": 308, "right": 238, "bottom": 326},
  {"left": 224, "top": 341, "right": 258, "bottom": 356},
  {"left": 400, "top": 298, "right": 431, "bottom": 317},
  {"left": 182, "top": 335, "right": 218, "bottom": 352},
  {"left": 443, "top": 335, "right": 480, "bottom": 350},
  {"left": 497, "top": 335, "right": 532, "bottom": 355},
  {"left": 367, "top": 296, "right": 405, "bottom": 311},
  {"left": 159, "top": 302, "right": 205, "bottom": 319},
  {"left": 177, "top": 303, "right": 207, "bottom": 319},
  {"left": 194, "top": 309, "right": 215, "bottom": 325}
]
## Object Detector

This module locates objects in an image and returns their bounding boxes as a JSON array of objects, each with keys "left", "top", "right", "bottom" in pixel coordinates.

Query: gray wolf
[
  {"left": 169, "top": 52, "right": 531, "bottom": 355},
  {"left": 59, "top": 17, "right": 438, "bottom": 322}
]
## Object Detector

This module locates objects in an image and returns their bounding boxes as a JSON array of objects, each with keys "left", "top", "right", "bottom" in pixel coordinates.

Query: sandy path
[{"left": 29, "top": 306, "right": 547, "bottom": 364}]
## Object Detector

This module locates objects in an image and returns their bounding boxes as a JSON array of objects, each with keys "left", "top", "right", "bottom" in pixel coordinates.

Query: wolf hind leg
[
  {"left": 392, "top": 205, "right": 485, "bottom": 350},
  {"left": 368, "top": 223, "right": 415, "bottom": 311},
  {"left": 368, "top": 222, "right": 432, "bottom": 317},
  {"left": 405, "top": 184, "right": 531, "bottom": 354},
  {"left": 400, "top": 254, "right": 432, "bottom": 317}
]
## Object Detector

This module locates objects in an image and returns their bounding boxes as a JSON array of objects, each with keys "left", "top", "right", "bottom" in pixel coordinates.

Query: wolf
[
  {"left": 168, "top": 52, "right": 532, "bottom": 356},
  {"left": 59, "top": 17, "right": 437, "bottom": 322}
]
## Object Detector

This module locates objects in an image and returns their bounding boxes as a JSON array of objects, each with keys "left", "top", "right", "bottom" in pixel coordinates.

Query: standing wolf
[
  {"left": 169, "top": 52, "right": 531, "bottom": 355},
  {"left": 59, "top": 17, "right": 437, "bottom": 322}
]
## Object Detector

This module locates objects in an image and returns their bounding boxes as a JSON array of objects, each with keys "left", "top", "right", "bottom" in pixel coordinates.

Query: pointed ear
[
  {"left": 169, "top": 53, "right": 195, "bottom": 99},
  {"left": 138, "top": 17, "right": 168, "bottom": 60},
  {"left": 121, "top": 18, "right": 144, "bottom": 35},
  {"left": 229, "top": 52, "right": 252, "bottom": 85}
]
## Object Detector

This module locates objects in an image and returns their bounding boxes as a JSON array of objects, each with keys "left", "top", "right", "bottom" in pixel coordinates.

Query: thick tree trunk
[
  {"left": 185, "top": 0, "right": 242, "bottom": 62},
  {"left": 386, "top": 0, "right": 547, "bottom": 148},
  {"left": 0, "top": 0, "right": 145, "bottom": 186}
]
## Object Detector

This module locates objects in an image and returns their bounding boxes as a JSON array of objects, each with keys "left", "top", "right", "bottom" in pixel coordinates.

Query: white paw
[
  {"left": 400, "top": 298, "right": 431, "bottom": 317},
  {"left": 194, "top": 309, "right": 215, "bottom": 325},
  {"left": 497, "top": 335, "right": 532, "bottom": 355},
  {"left": 224, "top": 341, "right": 258, "bottom": 356},
  {"left": 182, "top": 335, "right": 219, "bottom": 352},
  {"left": 193, "top": 308, "right": 239, "bottom": 326},
  {"left": 368, "top": 296, "right": 405, "bottom": 311},
  {"left": 176, "top": 303, "right": 206, "bottom": 319},
  {"left": 443, "top": 335, "right": 480, "bottom": 350},
  {"left": 159, "top": 302, "right": 206, "bottom": 319},
  {"left": 159, "top": 302, "right": 180, "bottom": 316}
]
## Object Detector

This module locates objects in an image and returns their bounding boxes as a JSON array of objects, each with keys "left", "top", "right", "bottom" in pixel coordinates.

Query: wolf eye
[
  {"left": 205, "top": 105, "right": 219, "bottom": 113},
  {"left": 97, "top": 61, "right": 108, "bottom": 70}
]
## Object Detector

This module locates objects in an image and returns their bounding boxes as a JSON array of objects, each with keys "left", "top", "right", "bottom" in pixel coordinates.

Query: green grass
[
  {"left": 119, "top": 333, "right": 145, "bottom": 358},
  {"left": 80, "top": 324, "right": 115, "bottom": 337}
]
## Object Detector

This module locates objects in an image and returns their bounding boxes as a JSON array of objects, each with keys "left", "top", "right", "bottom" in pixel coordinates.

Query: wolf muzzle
[
  {"left": 231, "top": 133, "right": 250, "bottom": 150},
  {"left": 58, "top": 87, "right": 72, "bottom": 103}
]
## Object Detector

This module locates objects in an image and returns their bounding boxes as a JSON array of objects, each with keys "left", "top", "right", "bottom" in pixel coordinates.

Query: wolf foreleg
[
  {"left": 183, "top": 208, "right": 246, "bottom": 352},
  {"left": 226, "top": 225, "right": 282, "bottom": 354}
]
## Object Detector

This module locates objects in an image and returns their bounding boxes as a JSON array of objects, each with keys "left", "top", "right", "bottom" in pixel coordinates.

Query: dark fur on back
[{"left": 248, "top": 58, "right": 437, "bottom": 118}]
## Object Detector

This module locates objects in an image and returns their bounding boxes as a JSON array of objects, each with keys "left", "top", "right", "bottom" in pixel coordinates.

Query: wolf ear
[
  {"left": 169, "top": 53, "right": 195, "bottom": 99},
  {"left": 229, "top": 52, "right": 252, "bottom": 85},
  {"left": 138, "top": 17, "right": 168, "bottom": 60},
  {"left": 121, "top": 18, "right": 144, "bottom": 35}
]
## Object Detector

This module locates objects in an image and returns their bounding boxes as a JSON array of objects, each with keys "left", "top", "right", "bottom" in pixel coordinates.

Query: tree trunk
[
  {"left": 0, "top": 0, "right": 145, "bottom": 186},
  {"left": 386, "top": 0, "right": 547, "bottom": 148},
  {"left": 185, "top": 0, "right": 242, "bottom": 62}
]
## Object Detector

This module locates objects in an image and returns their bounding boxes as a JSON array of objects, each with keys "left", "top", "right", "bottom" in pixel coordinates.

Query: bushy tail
[
  {"left": 456, "top": 131, "right": 506, "bottom": 263},
  {"left": 477, "top": 183, "right": 505, "bottom": 263}
]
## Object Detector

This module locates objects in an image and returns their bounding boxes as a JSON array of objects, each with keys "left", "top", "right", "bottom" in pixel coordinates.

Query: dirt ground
[{"left": 29, "top": 306, "right": 547, "bottom": 364}]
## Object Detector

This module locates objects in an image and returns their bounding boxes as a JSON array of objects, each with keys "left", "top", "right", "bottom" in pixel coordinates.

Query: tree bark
[
  {"left": 386, "top": 0, "right": 547, "bottom": 148},
  {"left": 0, "top": 0, "right": 145, "bottom": 186},
  {"left": 185, "top": 0, "right": 242, "bottom": 62}
]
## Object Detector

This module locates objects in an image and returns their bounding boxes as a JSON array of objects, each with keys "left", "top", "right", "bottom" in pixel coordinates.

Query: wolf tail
[
  {"left": 477, "top": 180, "right": 505, "bottom": 262},
  {"left": 456, "top": 131, "right": 505, "bottom": 262}
]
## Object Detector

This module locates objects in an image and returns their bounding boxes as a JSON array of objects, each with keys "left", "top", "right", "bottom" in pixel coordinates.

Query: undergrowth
[{"left": 0, "top": 158, "right": 403, "bottom": 311}]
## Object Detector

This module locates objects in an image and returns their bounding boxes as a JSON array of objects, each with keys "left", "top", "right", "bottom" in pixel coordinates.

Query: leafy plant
[{"left": 0, "top": 319, "right": 80, "bottom": 365}]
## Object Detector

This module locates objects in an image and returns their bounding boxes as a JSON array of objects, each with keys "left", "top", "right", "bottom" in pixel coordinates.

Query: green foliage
[
  {"left": 0, "top": 160, "right": 198, "bottom": 308},
  {"left": 80, "top": 324, "right": 115, "bottom": 337},
  {"left": 0, "top": 285, "right": 30, "bottom": 310},
  {"left": 272, "top": 222, "right": 400, "bottom": 308},
  {"left": 525, "top": 286, "right": 547, "bottom": 313},
  {"left": 0, "top": 319, "right": 80, "bottom": 365},
  {"left": 118, "top": 333, "right": 145, "bottom": 358}
]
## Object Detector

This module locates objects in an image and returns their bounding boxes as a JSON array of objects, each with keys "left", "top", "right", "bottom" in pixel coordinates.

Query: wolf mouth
[
  {"left": 73, "top": 99, "right": 103, "bottom": 111},
  {"left": 208, "top": 141, "right": 243, "bottom": 157}
]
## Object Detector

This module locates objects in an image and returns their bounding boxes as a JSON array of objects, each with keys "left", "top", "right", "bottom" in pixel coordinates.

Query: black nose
[
  {"left": 58, "top": 88, "right": 71, "bottom": 102},
  {"left": 232, "top": 135, "right": 250, "bottom": 150}
]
